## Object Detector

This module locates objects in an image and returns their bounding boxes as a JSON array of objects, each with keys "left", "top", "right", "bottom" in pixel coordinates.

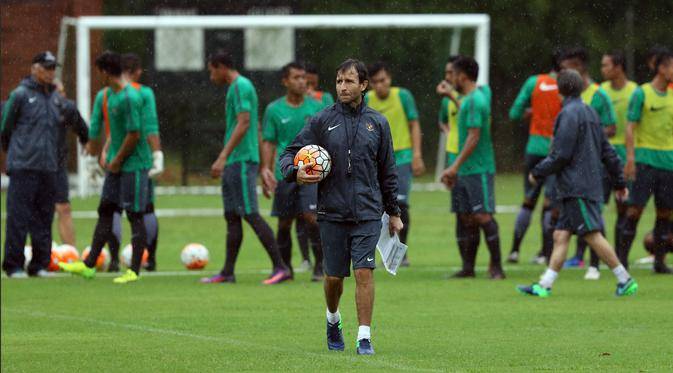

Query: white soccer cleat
[{"left": 584, "top": 266, "right": 600, "bottom": 280}]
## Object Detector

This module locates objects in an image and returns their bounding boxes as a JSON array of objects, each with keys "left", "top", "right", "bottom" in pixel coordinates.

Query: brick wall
[{"left": 1, "top": 0, "right": 103, "bottom": 98}]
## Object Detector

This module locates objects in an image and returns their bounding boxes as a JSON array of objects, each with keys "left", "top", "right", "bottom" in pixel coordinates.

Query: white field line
[
  {"left": 2, "top": 308, "right": 443, "bottom": 372},
  {"left": 1, "top": 264, "right": 632, "bottom": 280},
  {"left": 1, "top": 205, "right": 519, "bottom": 220}
]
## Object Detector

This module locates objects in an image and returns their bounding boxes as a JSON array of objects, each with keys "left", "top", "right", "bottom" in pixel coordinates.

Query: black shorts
[
  {"left": 320, "top": 219, "right": 382, "bottom": 277},
  {"left": 452, "top": 173, "right": 495, "bottom": 214},
  {"left": 54, "top": 167, "right": 69, "bottom": 204},
  {"left": 271, "top": 179, "right": 317, "bottom": 218},
  {"left": 396, "top": 163, "right": 412, "bottom": 207},
  {"left": 524, "top": 154, "right": 555, "bottom": 201},
  {"left": 101, "top": 170, "right": 149, "bottom": 213},
  {"left": 629, "top": 163, "right": 673, "bottom": 209},
  {"left": 221, "top": 161, "right": 259, "bottom": 216},
  {"left": 556, "top": 198, "right": 604, "bottom": 237}
]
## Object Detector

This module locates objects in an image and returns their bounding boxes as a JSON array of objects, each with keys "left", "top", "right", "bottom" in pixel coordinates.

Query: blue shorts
[
  {"left": 271, "top": 179, "right": 317, "bottom": 218},
  {"left": 54, "top": 167, "right": 69, "bottom": 204},
  {"left": 556, "top": 198, "right": 604, "bottom": 237},
  {"left": 319, "top": 219, "right": 382, "bottom": 277},
  {"left": 221, "top": 161, "right": 259, "bottom": 216},
  {"left": 452, "top": 173, "right": 495, "bottom": 214},
  {"left": 629, "top": 163, "right": 673, "bottom": 209},
  {"left": 396, "top": 163, "right": 412, "bottom": 207},
  {"left": 101, "top": 171, "right": 149, "bottom": 213}
]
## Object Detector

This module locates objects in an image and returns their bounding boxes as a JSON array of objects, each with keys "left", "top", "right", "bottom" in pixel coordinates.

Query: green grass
[{"left": 2, "top": 174, "right": 672, "bottom": 372}]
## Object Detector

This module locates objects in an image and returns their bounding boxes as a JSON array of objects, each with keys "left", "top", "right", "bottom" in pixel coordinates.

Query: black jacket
[
  {"left": 57, "top": 99, "right": 89, "bottom": 169},
  {"left": 532, "top": 97, "right": 625, "bottom": 202},
  {"left": 279, "top": 100, "right": 400, "bottom": 222},
  {"left": 1, "top": 77, "right": 62, "bottom": 173}
]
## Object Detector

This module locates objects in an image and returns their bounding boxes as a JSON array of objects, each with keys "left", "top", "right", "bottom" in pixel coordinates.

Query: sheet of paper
[{"left": 376, "top": 213, "right": 408, "bottom": 275}]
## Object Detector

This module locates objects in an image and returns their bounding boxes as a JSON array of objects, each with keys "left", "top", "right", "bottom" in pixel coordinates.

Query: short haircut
[
  {"left": 281, "top": 61, "right": 305, "bottom": 78},
  {"left": 121, "top": 53, "right": 142, "bottom": 73},
  {"left": 95, "top": 51, "right": 122, "bottom": 76},
  {"left": 367, "top": 61, "right": 389, "bottom": 77},
  {"left": 654, "top": 50, "right": 673, "bottom": 71},
  {"left": 336, "top": 58, "right": 368, "bottom": 83},
  {"left": 605, "top": 50, "right": 626, "bottom": 69},
  {"left": 452, "top": 56, "right": 479, "bottom": 81},
  {"left": 447, "top": 55, "right": 461, "bottom": 64},
  {"left": 646, "top": 45, "right": 671, "bottom": 61},
  {"left": 557, "top": 69, "right": 583, "bottom": 97},
  {"left": 560, "top": 46, "right": 589, "bottom": 68},
  {"left": 304, "top": 62, "right": 318, "bottom": 75},
  {"left": 208, "top": 51, "right": 234, "bottom": 69}
]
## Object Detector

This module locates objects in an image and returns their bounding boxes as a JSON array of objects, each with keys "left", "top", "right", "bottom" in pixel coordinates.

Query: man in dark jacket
[
  {"left": 53, "top": 79, "right": 89, "bottom": 247},
  {"left": 279, "top": 59, "right": 402, "bottom": 356},
  {"left": 517, "top": 69, "right": 638, "bottom": 298},
  {"left": 1, "top": 51, "right": 62, "bottom": 277}
]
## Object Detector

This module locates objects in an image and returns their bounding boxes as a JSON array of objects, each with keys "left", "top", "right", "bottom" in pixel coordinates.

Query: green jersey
[
  {"left": 600, "top": 80, "right": 637, "bottom": 160},
  {"left": 365, "top": 87, "right": 419, "bottom": 165},
  {"left": 262, "top": 96, "right": 323, "bottom": 179},
  {"left": 457, "top": 87, "right": 495, "bottom": 176},
  {"left": 581, "top": 83, "right": 616, "bottom": 127},
  {"left": 130, "top": 82, "right": 159, "bottom": 136},
  {"left": 90, "top": 84, "right": 151, "bottom": 172},
  {"left": 225, "top": 75, "right": 260, "bottom": 164},
  {"left": 627, "top": 83, "right": 673, "bottom": 171}
]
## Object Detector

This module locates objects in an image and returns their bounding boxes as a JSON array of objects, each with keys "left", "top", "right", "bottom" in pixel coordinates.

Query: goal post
[{"left": 61, "top": 14, "right": 490, "bottom": 197}]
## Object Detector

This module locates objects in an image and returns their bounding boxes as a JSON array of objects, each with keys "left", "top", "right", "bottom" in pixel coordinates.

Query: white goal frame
[{"left": 60, "top": 14, "right": 490, "bottom": 197}]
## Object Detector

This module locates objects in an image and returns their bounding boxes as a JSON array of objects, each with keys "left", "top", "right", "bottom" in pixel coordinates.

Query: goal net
[{"left": 57, "top": 13, "right": 490, "bottom": 197}]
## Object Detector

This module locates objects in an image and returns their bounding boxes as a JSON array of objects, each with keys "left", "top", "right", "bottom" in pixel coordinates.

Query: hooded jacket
[
  {"left": 532, "top": 97, "right": 625, "bottom": 202},
  {"left": 1, "top": 76, "right": 62, "bottom": 173},
  {"left": 279, "top": 100, "right": 400, "bottom": 222}
]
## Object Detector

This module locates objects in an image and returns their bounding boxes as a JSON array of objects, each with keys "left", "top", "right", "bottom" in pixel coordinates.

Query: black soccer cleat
[
  {"left": 326, "top": 320, "right": 345, "bottom": 351},
  {"left": 356, "top": 338, "right": 374, "bottom": 355}
]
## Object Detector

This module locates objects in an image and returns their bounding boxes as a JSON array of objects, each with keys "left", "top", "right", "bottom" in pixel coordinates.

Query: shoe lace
[{"left": 328, "top": 322, "right": 341, "bottom": 340}]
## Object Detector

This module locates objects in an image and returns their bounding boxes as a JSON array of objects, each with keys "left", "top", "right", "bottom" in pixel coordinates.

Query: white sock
[
  {"left": 326, "top": 309, "right": 340, "bottom": 324},
  {"left": 611, "top": 264, "right": 630, "bottom": 284},
  {"left": 357, "top": 325, "right": 371, "bottom": 341},
  {"left": 538, "top": 268, "right": 558, "bottom": 289}
]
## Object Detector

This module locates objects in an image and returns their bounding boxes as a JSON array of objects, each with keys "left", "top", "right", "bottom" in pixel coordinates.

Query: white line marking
[{"left": 3, "top": 308, "right": 442, "bottom": 372}]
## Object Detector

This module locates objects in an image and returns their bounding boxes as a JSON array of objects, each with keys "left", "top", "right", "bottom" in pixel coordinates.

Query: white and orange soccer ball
[
  {"left": 82, "top": 246, "right": 111, "bottom": 270},
  {"left": 294, "top": 144, "right": 331, "bottom": 181},
  {"left": 57, "top": 244, "right": 80, "bottom": 264},
  {"left": 121, "top": 244, "right": 149, "bottom": 268},
  {"left": 181, "top": 243, "right": 209, "bottom": 270}
]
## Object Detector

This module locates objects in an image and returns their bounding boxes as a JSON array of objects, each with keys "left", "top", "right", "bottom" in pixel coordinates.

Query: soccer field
[{"left": 1, "top": 174, "right": 671, "bottom": 372}]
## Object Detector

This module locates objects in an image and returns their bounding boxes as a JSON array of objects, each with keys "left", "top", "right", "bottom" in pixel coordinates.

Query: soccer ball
[
  {"left": 294, "top": 144, "right": 331, "bottom": 181},
  {"left": 121, "top": 244, "right": 149, "bottom": 268},
  {"left": 180, "top": 243, "right": 209, "bottom": 270},
  {"left": 57, "top": 244, "right": 80, "bottom": 264},
  {"left": 82, "top": 246, "right": 111, "bottom": 270}
]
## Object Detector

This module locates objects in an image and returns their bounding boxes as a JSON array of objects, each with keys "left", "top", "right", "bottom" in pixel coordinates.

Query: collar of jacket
[
  {"left": 21, "top": 75, "right": 56, "bottom": 94},
  {"left": 562, "top": 96, "right": 582, "bottom": 107},
  {"left": 336, "top": 98, "right": 366, "bottom": 115}
]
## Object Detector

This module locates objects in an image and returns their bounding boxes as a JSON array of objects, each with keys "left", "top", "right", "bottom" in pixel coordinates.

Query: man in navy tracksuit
[
  {"left": 280, "top": 59, "right": 402, "bottom": 355},
  {"left": 517, "top": 69, "right": 638, "bottom": 297},
  {"left": 1, "top": 51, "right": 62, "bottom": 277}
]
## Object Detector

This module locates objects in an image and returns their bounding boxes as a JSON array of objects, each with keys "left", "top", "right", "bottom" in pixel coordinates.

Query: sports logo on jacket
[{"left": 366, "top": 123, "right": 375, "bottom": 132}]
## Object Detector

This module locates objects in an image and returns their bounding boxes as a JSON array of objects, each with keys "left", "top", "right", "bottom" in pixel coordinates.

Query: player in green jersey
[
  {"left": 619, "top": 51, "right": 673, "bottom": 274},
  {"left": 365, "top": 61, "right": 425, "bottom": 266},
  {"left": 261, "top": 62, "right": 324, "bottom": 281},
  {"left": 201, "top": 51, "right": 291, "bottom": 285},
  {"left": 592, "top": 50, "right": 639, "bottom": 280},
  {"left": 295, "top": 62, "right": 333, "bottom": 271},
  {"left": 440, "top": 56, "right": 505, "bottom": 280},
  {"left": 59, "top": 51, "right": 151, "bottom": 284}
]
